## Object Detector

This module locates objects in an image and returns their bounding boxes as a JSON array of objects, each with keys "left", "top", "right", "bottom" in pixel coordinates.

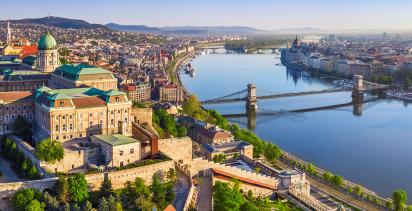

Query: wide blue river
[{"left": 180, "top": 51, "right": 412, "bottom": 201}]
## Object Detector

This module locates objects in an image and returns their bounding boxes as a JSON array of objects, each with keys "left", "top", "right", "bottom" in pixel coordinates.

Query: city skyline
[{"left": 2, "top": 0, "right": 412, "bottom": 31}]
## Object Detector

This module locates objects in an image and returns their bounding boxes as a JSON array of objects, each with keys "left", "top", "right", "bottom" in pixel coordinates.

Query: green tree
[
  {"left": 54, "top": 176, "right": 70, "bottom": 203},
  {"left": 24, "top": 200, "right": 45, "bottom": 211},
  {"left": 182, "top": 95, "right": 202, "bottom": 116},
  {"left": 240, "top": 202, "right": 259, "bottom": 211},
  {"left": 332, "top": 175, "right": 344, "bottom": 187},
  {"left": 264, "top": 142, "right": 282, "bottom": 162},
  {"left": 11, "top": 188, "right": 41, "bottom": 211},
  {"left": 98, "top": 197, "right": 109, "bottom": 211},
  {"left": 135, "top": 197, "right": 156, "bottom": 211},
  {"left": 213, "top": 181, "right": 245, "bottom": 211},
  {"left": 68, "top": 173, "right": 89, "bottom": 203},
  {"left": 43, "top": 192, "right": 59, "bottom": 211},
  {"left": 151, "top": 174, "right": 167, "bottom": 209},
  {"left": 27, "top": 165, "right": 39, "bottom": 179},
  {"left": 83, "top": 201, "right": 94, "bottom": 211},
  {"left": 212, "top": 154, "right": 227, "bottom": 163},
  {"left": 393, "top": 189, "right": 407, "bottom": 211},
  {"left": 12, "top": 115, "right": 32, "bottom": 141},
  {"left": 167, "top": 168, "right": 177, "bottom": 182},
  {"left": 35, "top": 138, "right": 64, "bottom": 163},
  {"left": 354, "top": 185, "right": 363, "bottom": 196},
  {"left": 323, "top": 172, "right": 333, "bottom": 182},
  {"left": 305, "top": 163, "right": 316, "bottom": 174},
  {"left": 99, "top": 174, "right": 114, "bottom": 198}
]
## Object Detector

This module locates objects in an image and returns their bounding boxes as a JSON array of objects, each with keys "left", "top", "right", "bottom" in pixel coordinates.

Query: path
[
  {"left": 0, "top": 155, "right": 23, "bottom": 183},
  {"left": 197, "top": 173, "right": 212, "bottom": 211},
  {"left": 173, "top": 172, "right": 191, "bottom": 211}
]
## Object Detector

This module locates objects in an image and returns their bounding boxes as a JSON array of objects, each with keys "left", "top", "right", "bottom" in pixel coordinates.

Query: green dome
[{"left": 38, "top": 31, "right": 57, "bottom": 50}]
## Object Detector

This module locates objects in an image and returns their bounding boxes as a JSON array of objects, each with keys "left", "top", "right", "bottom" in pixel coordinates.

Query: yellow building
[{"left": 33, "top": 86, "right": 132, "bottom": 143}]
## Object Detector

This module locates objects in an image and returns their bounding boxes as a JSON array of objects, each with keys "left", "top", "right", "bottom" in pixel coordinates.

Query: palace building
[
  {"left": 50, "top": 63, "right": 118, "bottom": 91},
  {"left": 32, "top": 86, "right": 132, "bottom": 143}
]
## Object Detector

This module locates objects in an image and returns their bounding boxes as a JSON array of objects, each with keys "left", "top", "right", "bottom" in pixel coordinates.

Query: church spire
[{"left": 6, "top": 20, "right": 11, "bottom": 45}]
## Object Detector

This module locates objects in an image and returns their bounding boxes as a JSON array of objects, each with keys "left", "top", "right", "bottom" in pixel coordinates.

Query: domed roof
[{"left": 38, "top": 31, "right": 57, "bottom": 50}]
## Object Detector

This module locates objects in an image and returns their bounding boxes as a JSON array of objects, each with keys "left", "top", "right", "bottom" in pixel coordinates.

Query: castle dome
[{"left": 38, "top": 31, "right": 57, "bottom": 50}]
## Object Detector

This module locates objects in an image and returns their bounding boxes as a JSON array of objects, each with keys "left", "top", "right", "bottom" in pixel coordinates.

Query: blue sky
[{"left": 2, "top": 0, "right": 412, "bottom": 30}]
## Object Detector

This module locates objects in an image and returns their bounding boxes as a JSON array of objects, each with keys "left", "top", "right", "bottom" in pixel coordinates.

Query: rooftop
[{"left": 93, "top": 134, "right": 139, "bottom": 146}]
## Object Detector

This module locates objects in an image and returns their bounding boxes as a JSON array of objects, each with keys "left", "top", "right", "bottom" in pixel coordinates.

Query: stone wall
[
  {"left": 189, "top": 158, "right": 278, "bottom": 187},
  {"left": 0, "top": 160, "right": 175, "bottom": 210},
  {"left": 213, "top": 177, "right": 273, "bottom": 197},
  {"left": 158, "top": 137, "right": 192, "bottom": 162},
  {"left": 85, "top": 159, "right": 175, "bottom": 190},
  {"left": 131, "top": 107, "right": 152, "bottom": 125}
]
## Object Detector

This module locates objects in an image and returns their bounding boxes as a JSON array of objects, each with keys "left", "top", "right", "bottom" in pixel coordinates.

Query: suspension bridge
[{"left": 201, "top": 75, "right": 389, "bottom": 111}]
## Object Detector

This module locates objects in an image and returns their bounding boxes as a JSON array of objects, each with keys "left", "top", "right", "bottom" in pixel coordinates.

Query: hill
[{"left": 9, "top": 16, "right": 107, "bottom": 29}]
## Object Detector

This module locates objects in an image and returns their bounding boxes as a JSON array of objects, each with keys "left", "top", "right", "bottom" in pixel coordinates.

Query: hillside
[{"left": 8, "top": 16, "right": 107, "bottom": 29}]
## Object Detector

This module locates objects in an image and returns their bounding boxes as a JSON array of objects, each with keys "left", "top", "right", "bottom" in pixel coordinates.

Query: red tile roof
[
  {"left": 71, "top": 96, "right": 106, "bottom": 108},
  {"left": 121, "top": 84, "right": 136, "bottom": 91},
  {"left": 20, "top": 45, "right": 38, "bottom": 59},
  {"left": 164, "top": 204, "right": 176, "bottom": 211},
  {"left": 0, "top": 91, "right": 33, "bottom": 102}
]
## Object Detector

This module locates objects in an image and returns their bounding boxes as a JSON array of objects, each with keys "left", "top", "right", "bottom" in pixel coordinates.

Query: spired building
[{"left": 35, "top": 31, "right": 60, "bottom": 72}]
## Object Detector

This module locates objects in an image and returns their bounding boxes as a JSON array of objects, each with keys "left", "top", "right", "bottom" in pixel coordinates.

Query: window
[
  {"left": 120, "top": 150, "right": 124, "bottom": 156},
  {"left": 69, "top": 115, "right": 72, "bottom": 119},
  {"left": 56, "top": 136, "right": 59, "bottom": 140},
  {"left": 120, "top": 162, "right": 124, "bottom": 167},
  {"left": 62, "top": 124, "right": 66, "bottom": 130},
  {"left": 115, "top": 97, "right": 119, "bottom": 102},
  {"left": 130, "top": 149, "right": 134, "bottom": 154},
  {"left": 69, "top": 123, "right": 73, "bottom": 130},
  {"left": 99, "top": 120, "right": 103, "bottom": 126},
  {"left": 60, "top": 102, "right": 64, "bottom": 107},
  {"left": 62, "top": 115, "right": 66, "bottom": 120},
  {"left": 110, "top": 119, "right": 114, "bottom": 125},
  {"left": 89, "top": 121, "right": 93, "bottom": 127},
  {"left": 89, "top": 113, "right": 93, "bottom": 117},
  {"left": 55, "top": 125, "right": 59, "bottom": 131},
  {"left": 111, "top": 111, "right": 114, "bottom": 115}
]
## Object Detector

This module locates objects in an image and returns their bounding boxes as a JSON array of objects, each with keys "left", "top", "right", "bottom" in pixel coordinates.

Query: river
[{"left": 180, "top": 50, "right": 412, "bottom": 201}]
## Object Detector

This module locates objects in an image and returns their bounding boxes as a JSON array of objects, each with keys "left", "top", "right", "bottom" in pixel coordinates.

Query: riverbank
[
  {"left": 178, "top": 51, "right": 398, "bottom": 208},
  {"left": 168, "top": 51, "right": 196, "bottom": 98}
]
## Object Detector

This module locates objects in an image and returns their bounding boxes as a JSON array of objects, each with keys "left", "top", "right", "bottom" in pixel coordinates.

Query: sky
[{"left": 2, "top": 0, "right": 412, "bottom": 30}]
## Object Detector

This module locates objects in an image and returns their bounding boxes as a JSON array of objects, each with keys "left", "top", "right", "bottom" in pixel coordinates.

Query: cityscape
[{"left": 0, "top": 1, "right": 412, "bottom": 211}]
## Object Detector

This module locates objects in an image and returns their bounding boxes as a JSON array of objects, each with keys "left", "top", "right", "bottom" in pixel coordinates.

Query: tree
[
  {"left": 54, "top": 176, "right": 70, "bottom": 203},
  {"left": 83, "top": 201, "right": 94, "bottom": 211},
  {"left": 35, "top": 138, "right": 64, "bottom": 163},
  {"left": 68, "top": 173, "right": 89, "bottom": 203},
  {"left": 27, "top": 165, "right": 39, "bottom": 179},
  {"left": 167, "top": 168, "right": 177, "bottom": 182},
  {"left": 323, "top": 172, "right": 333, "bottom": 182},
  {"left": 332, "top": 175, "right": 344, "bottom": 187},
  {"left": 151, "top": 174, "right": 167, "bottom": 209},
  {"left": 12, "top": 115, "right": 32, "bottom": 141},
  {"left": 135, "top": 197, "right": 156, "bottom": 211},
  {"left": 213, "top": 181, "right": 245, "bottom": 211},
  {"left": 99, "top": 174, "right": 114, "bottom": 198},
  {"left": 182, "top": 95, "right": 202, "bottom": 116},
  {"left": 353, "top": 185, "right": 363, "bottom": 196},
  {"left": 98, "top": 197, "right": 109, "bottom": 211},
  {"left": 305, "top": 163, "right": 316, "bottom": 174},
  {"left": 393, "top": 189, "right": 407, "bottom": 211},
  {"left": 107, "top": 195, "right": 123, "bottom": 211},
  {"left": 371, "top": 75, "right": 378, "bottom": 83},
  {"left": 11, "top": 188, "right": 41, "bottom": 211},
  {"left": 240, "top": 202, "right": 259, "bottom": 211},
  {"left": 24, "top": 200, "right": 45, "bottom": 211},
  {"left": 43, "top": 192, "right": 59, "bottom": 211}
]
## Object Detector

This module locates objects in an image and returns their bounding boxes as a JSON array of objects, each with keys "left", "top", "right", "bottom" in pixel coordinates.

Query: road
[
  {"left": 173, "top": 173, "right": 191, "bottom": 211},
  {"left": 197, "top": 173, "right": 212, "bottom": 211},
  {"left": 275, "top": 160, "right": 383, "bottom": 211}
]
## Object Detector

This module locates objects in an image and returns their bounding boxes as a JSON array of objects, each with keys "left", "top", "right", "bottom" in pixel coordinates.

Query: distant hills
[
  {"left": 5, "top": 16, "right": 107, "bottom": 29},
  {"left": 105, "top": 23, "right": 267, "bottom": 35},
  {"left": 3, "top": 16, "right": 327, "bottom": 35}
]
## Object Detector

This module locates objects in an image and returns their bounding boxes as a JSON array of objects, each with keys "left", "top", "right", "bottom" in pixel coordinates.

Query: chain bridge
[{"left": 201, "top": 75, "right": 389, "bottom": 111}]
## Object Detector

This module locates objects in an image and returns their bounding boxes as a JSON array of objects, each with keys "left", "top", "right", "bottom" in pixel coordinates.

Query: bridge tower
[
  {"left": 352, "top": 75, "right": 364, "bottom": 104},
  {"left": 246, "top": 84, "right": 258, "bottom": 111}
]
